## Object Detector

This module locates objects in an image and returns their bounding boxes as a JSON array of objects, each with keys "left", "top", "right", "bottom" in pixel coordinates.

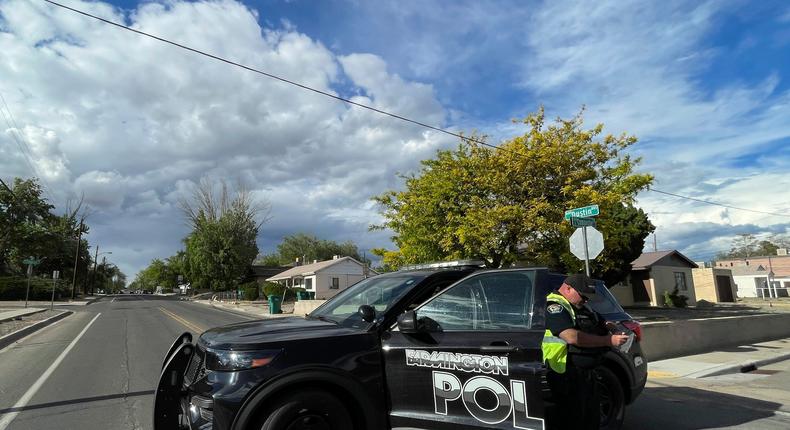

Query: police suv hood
[{"left": 198, "top": 316, "right": 361, "bottom": 350}]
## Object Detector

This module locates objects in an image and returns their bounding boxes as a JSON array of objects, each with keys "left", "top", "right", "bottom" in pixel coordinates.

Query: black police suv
[{"left": 154, "top": 264, "right": 647, "bottom": 430}]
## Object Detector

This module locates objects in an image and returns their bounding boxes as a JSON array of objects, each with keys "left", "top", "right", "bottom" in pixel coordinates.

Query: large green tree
[
  {"left": 716, "top": 234, "right": 789, "bottom": 259},
  {"left": 270, "top": 233, "right": 363, "bottom": 265},
  {"left": 181, "top": 179, "right": 267, "bottom": 290},
  {"left": 373, "top": 108, "right": 654, "bottom": 285},
  {"left": 1, "top": 178, "right": 93, "bottom": 294}
]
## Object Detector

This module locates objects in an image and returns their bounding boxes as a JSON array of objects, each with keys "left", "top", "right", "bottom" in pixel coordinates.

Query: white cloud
[
  {"left": 0, "top": 0, "right": 451, "bottom": 277},
  {"left": 516, "top": 0, "right": 790, "bottom": 259},
  {"left": 2, "top": 0, "right": 788, "bottom": 276}
]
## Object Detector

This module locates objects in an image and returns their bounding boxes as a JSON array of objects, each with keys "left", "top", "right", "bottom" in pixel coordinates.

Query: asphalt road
[
  {"left": 1, "top": 295, "right": 789, "bottom": 430},
  {"left": 0, "top": 295, "right": 252, "bottom": 430},
  {"left": 624, "top": 359, "right": 790, "bottom": 429}
]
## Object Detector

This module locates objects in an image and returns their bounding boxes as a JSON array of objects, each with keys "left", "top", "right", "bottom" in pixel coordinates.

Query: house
[
  {"left": 715, "top": 251, "right": 790, "bottom": 298},
  {"left": 266, "top": 256, "right": 376, "bottom": 299},
  {"left": 729, "top": 265, "right": 790, "bottom": 298},
  {"left": 610, "top": 250, "right": 698, "bottom": 307},
  {"left": 691, "top": 265, "right": 736, "bottom": 302}
]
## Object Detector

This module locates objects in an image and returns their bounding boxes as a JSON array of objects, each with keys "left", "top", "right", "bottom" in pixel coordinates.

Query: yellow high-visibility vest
[{"left": 542, "top": 292, "right": 576, "bottom": 374}]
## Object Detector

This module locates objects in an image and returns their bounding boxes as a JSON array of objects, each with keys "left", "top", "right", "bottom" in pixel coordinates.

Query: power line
[
  {"left": 0, "top": 92, "right": 58, "bottom": 204},
  {"left": 40, "top": 0, "right": 509, "bottom": 154},
  {"left": 38, "top": 1, "right": 790, "bottom": 221},
  {"left": 648, "top": 188, "right": 790, "bottom": 219}
]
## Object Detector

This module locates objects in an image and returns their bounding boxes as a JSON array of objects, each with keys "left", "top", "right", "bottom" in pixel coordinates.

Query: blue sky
[{"left": 2, "top": 0, "right": 790, "bottom": 277}]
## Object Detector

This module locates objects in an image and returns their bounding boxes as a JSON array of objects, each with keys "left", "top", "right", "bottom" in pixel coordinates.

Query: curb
[
  {"left": 688, "top": 350, "right": 790, "bottom": 378},
  {"left": 0, "top": 308, "right": 47, "bottom": 323},
  {"left": 196, "top": 300, "right": 288, "bottom": 319},
  {"left": 0, "top": 310, "right": 73, "bottom": 351},
  {"left": 206, "top": 301, "right": 266, "bottom": 319}
]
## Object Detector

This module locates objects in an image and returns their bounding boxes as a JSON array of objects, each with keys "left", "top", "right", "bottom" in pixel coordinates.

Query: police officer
[{"left": 542, "top": 274, "right": 628, "bottom": 429}]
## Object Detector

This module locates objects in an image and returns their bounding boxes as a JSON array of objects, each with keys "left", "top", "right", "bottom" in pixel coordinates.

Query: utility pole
[
  {"left": 71, "top": 221, "right": 83, "bottom": 300},
  {"left": 90, "top": 245, "right": 99, "bottom": 296}
]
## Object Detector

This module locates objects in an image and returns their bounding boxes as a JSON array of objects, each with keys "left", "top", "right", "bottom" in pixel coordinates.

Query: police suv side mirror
[
  {"left": 397, "top": 310, "right": 419, "bottom": 333},
  {"left": 358, "top": 304, "right": 376, "bottom": 323}
]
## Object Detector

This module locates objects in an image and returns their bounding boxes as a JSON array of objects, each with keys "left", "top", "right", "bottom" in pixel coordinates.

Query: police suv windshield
[{"left": 309, "top": 273, "right": 427, "bottom": 328}]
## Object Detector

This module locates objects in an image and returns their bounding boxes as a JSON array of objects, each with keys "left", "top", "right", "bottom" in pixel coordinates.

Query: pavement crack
[{"left": 120, "top": 316, "right": 142, "bottom": 429}]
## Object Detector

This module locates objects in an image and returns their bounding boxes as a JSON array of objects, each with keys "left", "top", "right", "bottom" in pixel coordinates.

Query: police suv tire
[
  {"left": 596, "top": 366, "right": 625, "bottom": 430},
  {"left": 255, "top": 390, "right": 353, "bottom": 430}
]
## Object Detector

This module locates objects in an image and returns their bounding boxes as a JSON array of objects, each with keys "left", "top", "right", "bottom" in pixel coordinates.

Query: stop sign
[{"left": 569, "top": 227, "right": 604, "bottom": 260}]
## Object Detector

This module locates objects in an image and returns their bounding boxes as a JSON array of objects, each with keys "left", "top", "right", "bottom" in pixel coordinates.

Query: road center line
[
  {"left": 0, "top": 312, "right": 102, "bottom": 430},
  {"left": 159, "top": 307, "right": 204, "bottom": 333}
]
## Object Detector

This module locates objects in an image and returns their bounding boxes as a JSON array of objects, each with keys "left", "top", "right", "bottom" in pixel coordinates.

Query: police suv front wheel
[
  {"left": 255, "top": 390, "right": 353, "bottom": 430},
  {"left": 596, "top": 366, "right": 625, "bottom": 430}
]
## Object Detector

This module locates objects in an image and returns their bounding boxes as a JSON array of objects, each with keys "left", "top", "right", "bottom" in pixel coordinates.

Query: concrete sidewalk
[
  {"left": 0, "top": 298, "right": 100, "bottom": 308},
  {"left": 0, "top": 307, "right": 46, "bottom": 323},
  {"left": 192, "top": 299, "right": 294, "bottom": 318},
  {"left": 648, "top": 338, "right": 790, "bottom": 379}
]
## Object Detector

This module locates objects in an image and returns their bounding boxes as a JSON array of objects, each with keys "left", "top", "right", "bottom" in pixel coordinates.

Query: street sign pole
[
  {"left": 51, "top": 270, "right": 60, "bottom": 311},
  {"left": 582, "top": 226, "right": 590, "bottom": 276},
  {"left": 25, "top": 264, "right": 32, "bottom": 308}
]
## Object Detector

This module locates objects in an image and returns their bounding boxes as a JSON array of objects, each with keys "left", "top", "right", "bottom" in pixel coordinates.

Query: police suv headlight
[{"left": 204, "top": 348, "right": 280, "bottom": 371}]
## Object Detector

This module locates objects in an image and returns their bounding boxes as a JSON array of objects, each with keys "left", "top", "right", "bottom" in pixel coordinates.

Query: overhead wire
[
  {"left": 0, "top": 92, "right": 59, "bottom": 204},
  {"left": 648, "top": 188, "right": 790, "bottom": 219},
  {"left": 38, "top": 0, "right": 790, "bottom": 220}
]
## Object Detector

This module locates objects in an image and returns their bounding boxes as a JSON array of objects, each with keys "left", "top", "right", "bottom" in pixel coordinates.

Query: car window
[
  {"left": 310, "top": 274, "right": 425, "bottom": 326},
  {"left": 587, "top": 282, "right": 626, "bottom": 315},
  {"left": 417, "top": 271, "right": 536, "bottom": 330}
]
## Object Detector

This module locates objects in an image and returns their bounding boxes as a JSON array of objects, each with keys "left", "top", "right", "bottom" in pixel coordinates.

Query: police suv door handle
[{"left": 480, "top": 341, "right": 519, "bottom": 353}]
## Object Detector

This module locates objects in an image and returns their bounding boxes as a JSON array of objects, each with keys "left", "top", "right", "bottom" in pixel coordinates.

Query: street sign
[
  {"left": 570, "top": 226, "right": 604, "bottom": 276},
  {"left": 571, "top": 216, "right": 596, "bottom": 228},
  {"left": 53, "top": 270, "right": 60, "bottom": 279},
  {"left": 565, "top": 205, "right": 600, "bottom": 221},
  {"left": 570, "top": 227, "right": 604, "bottom": 260}
]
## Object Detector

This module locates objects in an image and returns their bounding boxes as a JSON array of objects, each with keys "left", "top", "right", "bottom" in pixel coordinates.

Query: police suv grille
[{"left": 183, "top": 347, "right": 204, "bottom": 386}]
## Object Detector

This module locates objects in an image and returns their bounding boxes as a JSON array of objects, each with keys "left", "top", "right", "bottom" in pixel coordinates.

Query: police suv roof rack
[{"left": 398, "top": 260, "right": 486, "bottom": 271}]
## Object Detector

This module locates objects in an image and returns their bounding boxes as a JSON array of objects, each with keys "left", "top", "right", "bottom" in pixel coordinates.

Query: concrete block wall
[
  {"left": 640, "top": 313, "right": 790, "bottom": 361},
  {"left": 293, "top": 299, "right": 326, "bottom": 316}
]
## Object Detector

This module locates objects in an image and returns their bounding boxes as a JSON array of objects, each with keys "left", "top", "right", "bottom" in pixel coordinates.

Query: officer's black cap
[{"left": 563, "top": 274, "right": 597, "bottom": 296}]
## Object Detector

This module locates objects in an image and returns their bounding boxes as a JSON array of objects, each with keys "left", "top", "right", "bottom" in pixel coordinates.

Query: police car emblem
[{"left": 547, "top": 303, "right": 563, "bottom": 314}]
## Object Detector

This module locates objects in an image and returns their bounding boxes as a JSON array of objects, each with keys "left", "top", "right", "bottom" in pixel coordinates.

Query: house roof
[
  {"left": 729, "top": 265, "right": 767, "bottom": 276},
  {"left": 631, "top": 250, "right": 698, "bottom": 270},
  {"left": 266, "top": 256, "right": 368, "bottom": 281}
]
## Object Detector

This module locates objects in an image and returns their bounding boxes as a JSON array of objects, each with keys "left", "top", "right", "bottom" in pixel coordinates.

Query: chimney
[
  {"left": 778, "top": 248, "right": 788, "bottom": 256},
  {"left": 295, "top": 257, "right": 300, "bottom": 266},
  {"left": 313, "top": 259, "right": 317, "bottom": 264},
  {"left": 333, "top": 255, "right": 339, "bottom": 260}
]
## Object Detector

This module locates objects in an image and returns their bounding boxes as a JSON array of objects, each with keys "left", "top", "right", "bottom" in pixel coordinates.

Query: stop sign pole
[
  {"left": 582, "top": 226, "right": 591, "bottom": 276},
  {"left": 566, "top": 205, "right": 603, "bottom": 276}
]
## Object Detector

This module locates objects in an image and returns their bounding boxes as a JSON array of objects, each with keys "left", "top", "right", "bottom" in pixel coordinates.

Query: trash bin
[
  {"left": 268, "top": 295, "right": 282, "bottom": 314},
  {"left": 308, "top": 291, "right": 315, "bottom": 300},
  {"left": 296, "top": 291, "right": 306, "bottom": 301}
]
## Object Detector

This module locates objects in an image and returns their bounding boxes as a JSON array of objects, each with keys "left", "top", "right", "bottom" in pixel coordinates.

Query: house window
[
  {"left": 674, "top": 272, "right": 687, "bottom": 291},
  {"left": 305, "top": 278, "right": 313, "bottom": 290},
  {"left": 330, "top": 277, "right": 340, "bottom": 289}
]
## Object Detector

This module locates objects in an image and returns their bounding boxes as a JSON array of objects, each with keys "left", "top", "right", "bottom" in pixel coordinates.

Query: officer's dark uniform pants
[{"left": 547, "top": 366, "right": 601, "bottom": 429}]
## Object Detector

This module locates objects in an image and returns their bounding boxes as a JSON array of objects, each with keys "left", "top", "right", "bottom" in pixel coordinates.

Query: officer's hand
[{"left": 609, "top": 334, "right": 629, "bottom": 347}]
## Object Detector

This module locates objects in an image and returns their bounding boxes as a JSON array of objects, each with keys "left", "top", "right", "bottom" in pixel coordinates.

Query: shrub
[
  {"left": 261, "top": 282, "right": 303, "bottom": 300},
  {"left": 663, "top": 287, "right": 689, "bottom": 308},
  {"left": 262, "top": 281, "right": 284, "bottom": 298},
  {"left": 240, "top": 281, "right": 260, "bottom": 301},
  {"left": 0, "top": 276, "right": 70, "bottom": 300}
]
